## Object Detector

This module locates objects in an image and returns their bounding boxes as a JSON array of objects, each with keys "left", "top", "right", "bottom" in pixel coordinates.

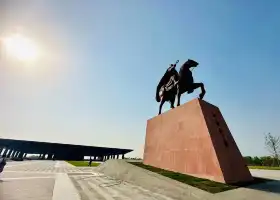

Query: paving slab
[
  {"left": 52, "top": 173, "right": 80, "bottom": 200},
  {"left": 0, "top": 177, "right": 55, "bottom": 200}
]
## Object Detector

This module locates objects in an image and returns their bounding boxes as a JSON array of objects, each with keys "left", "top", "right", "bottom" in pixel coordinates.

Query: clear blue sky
[{"left": 0, "top": 0, "right": 279, "bottom": 157}]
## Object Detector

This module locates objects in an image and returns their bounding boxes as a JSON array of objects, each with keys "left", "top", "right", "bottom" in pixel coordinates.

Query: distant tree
[
  {"left": 260, "top": 156, "right": 274, "bottom": 166},
  {"left": 265, "top": 133, "right": 280, "bottom": 166},
  {"left": 243, "top": 155, "right": 280, "bottom": 166},
  {"left": 244, "top": 156, "right": 253, "bottom": 166},
  {"left": 252, "top": 156, "right": 262, "bottom": 166}
]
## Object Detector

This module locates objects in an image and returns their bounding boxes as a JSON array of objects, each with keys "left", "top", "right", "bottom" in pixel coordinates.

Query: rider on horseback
[
  {"left": 156, "top": 61, "right": 179, "bottom": 102},
  {"left": 164, "top": 63, "right": 179, "bottom": 91}
]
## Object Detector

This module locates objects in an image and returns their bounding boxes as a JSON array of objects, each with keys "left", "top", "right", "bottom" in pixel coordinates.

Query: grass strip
[
  {"left": 66, "top": 161, "right": 101, "bottom": 167},
  {"left": 130, "top": 162, "right": 270, "bottom": 193}
]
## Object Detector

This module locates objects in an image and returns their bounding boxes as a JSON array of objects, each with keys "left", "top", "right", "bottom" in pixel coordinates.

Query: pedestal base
[{"left": 143, "top": 98, "right": 253, "bottom": 184}]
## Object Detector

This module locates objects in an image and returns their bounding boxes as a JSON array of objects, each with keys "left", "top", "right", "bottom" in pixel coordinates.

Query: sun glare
[{"left": 2, "top": 34, "right": 39, "bottom": 62}]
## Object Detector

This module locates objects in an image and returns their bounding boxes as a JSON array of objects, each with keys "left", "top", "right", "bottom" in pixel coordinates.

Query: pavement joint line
[
  {"left": 68, "top": 175, "right": 99, "bottom": 178},
  {"left": 52, "top": 173, "right": 81, "bottom": 200},
  {"left": 5, "top": 162, "right": 42, "bottom": 168},
  {"left": 4, "top": 170, "right": 56, "bottom": 174},
  {"left": 1, "top": 176, "right": 55, "bottom": 181},
  {"left": 3, "top": 170, "right": 91, "bottom": 174}
]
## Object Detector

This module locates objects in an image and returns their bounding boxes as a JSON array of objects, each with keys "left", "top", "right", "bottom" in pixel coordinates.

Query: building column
[
  {"left": 2, "top": 148, "right": 9, "bottom": 156},
  {"left": 18, "top": 152, "right": 24, "bottom": 159},
  {"left": 5, "top": 149, "right": 10, "bottom": 157},
  {"left": 10, "top": 150, "right": 15, "bottom": 158},
  {"left": 15, "top": 151, "right": 19, "bottom": 158},
  {"left": 7, "top": 149, "right": 13, "bottom": 158},
  {"left": 116, "top": 155, "right": 119, "bottom": 159},
  {"left": 122, "top": 154, "right": 125, "bottom": 159},
  {"left": 15, "top": 151, "right": 20, "bottom": 158},
  {"left": 47, "top": 154, "right": 52, "bottom": 160},
  {"left": 12, "top": 151, "right": 17, "bottom": 158}
]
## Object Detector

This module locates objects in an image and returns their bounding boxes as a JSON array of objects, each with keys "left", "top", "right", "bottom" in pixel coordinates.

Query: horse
[
  {"left": 155, "top": 61, "right": 179, "bottom": 115},
  {"left": 155, "top": 59, "right": 206, "bottom": 115},
  {"left": 176, "top": 59, "right": 206, "bottom": 106}
]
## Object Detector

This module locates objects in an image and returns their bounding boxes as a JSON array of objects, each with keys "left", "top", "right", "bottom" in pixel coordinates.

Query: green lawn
[
  {"left": 248, "top": 166, "right": 280, "bottom": 170},
  {"left": 66, "top": 161, "right": 101, "bottom": 167},
  {"left": 130, "top": 162, "right": 270, "bottom": 194}
]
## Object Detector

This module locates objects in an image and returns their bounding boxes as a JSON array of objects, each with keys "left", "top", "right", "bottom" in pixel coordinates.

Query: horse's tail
[
  {"left": 156, "top": 93, "right": 161, "bottom": 102},
  {"left": 155, "top": 84, "right": 162, "bottom": 102}
]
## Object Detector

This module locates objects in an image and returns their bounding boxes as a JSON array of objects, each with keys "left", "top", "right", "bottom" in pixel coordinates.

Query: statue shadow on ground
[
  {"left": 247, "top": 179, "right": 280, "bottom": 194},
  {"left": 235, "top": 177, "right": 280, "bottom": 194}
]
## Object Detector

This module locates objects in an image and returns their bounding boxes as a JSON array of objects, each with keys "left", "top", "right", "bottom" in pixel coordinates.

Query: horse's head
[{"left": 186, "top": 59, "right": 199, "bottom": 68}]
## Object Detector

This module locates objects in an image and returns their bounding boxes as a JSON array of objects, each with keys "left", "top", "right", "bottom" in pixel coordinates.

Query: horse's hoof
[{"left": 199, "top": 93, "right": 205, "bottom": 99}]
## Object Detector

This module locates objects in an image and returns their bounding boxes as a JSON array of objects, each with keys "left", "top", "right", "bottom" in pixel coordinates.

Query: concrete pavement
[
  {"left": 213, "top": 169, "right": 280, "bottom": 200},
  {"left": 0, "top": 161, "right": 176, "bottom": 200},
  {"left": 0, "top": 160, "right": 280, "bottom": 200}
]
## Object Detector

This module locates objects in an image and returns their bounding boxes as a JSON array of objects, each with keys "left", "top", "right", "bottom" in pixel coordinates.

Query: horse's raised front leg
[{"left": 192, "top": 83, "right": 206, "bottom": 100}]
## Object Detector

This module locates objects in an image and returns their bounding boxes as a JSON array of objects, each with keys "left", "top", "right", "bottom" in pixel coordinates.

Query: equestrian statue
[{"left": 155, "top": 59, "right": 206, "bottom": 115}]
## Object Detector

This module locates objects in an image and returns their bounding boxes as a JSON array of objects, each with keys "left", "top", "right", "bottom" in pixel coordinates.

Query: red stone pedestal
[{"left": 143, "top": 98, "right": 253, "bottom": 184}]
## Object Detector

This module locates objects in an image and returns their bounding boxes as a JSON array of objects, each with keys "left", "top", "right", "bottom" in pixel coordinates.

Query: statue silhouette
[{"left": 156, "top": 59, "right": 206, "bottom": 115}]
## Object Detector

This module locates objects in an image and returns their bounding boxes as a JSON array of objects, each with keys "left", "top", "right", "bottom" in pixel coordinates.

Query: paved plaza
[
  {"left": 0, "top": 160, "right": 280, "bottom": 200},
  {"left": 0, "top": 160, "right": 176, "bottom": 200}
]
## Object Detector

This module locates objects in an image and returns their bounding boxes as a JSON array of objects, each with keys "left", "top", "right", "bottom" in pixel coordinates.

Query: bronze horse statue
[{"left": 156, "top": 59, "right": 206, "bottom": 115}]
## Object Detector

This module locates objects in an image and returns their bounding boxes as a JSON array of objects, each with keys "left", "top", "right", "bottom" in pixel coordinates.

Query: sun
[{"left": 2, "top": 34, "right": 39, "bottom": 62}]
